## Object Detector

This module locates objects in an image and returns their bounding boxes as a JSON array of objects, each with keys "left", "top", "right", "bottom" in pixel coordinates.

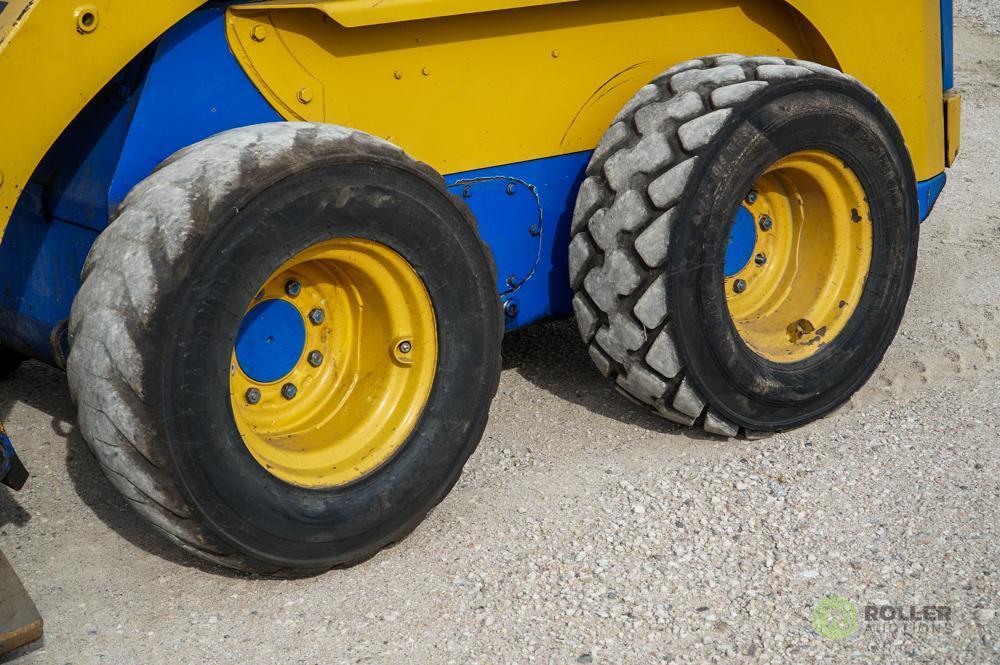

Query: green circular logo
[{"left": 812, "top": 596, "right": 858, "bottom": 640}]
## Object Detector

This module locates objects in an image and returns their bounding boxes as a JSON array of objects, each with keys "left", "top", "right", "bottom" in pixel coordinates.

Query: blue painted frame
[{"left": 941, "top": 0, "right": 955, "bottom": 91}]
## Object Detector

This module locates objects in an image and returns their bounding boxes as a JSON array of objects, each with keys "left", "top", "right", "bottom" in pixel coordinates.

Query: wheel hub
[
  {"left": 724, "top": 206, "right": 758, "bottom": 278},
  {"left": 235, "top": 300, "right": 306, "bottom": 384},
  {"left": 229, "top": 238, "right": 438, "bottom": 488},
  {"left": 724, "top": 150, "right": 873, "bottom": 363}
]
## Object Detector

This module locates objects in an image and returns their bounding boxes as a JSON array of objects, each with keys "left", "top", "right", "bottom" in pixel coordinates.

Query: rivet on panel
[
  {"left": 74, "top": 5, "right": 99, "bottom": 34},
  {"left": 421, "top": 67, "right": 430, "bottom": 76},
  {"left": 394, "top": 71, "right": 403, "bottom": 80},
  {"left": 551, "top": 49, "right": 560, "bottom": 58}
]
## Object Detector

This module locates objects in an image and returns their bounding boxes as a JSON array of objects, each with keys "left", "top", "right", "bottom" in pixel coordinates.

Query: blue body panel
[
  {"left": 108, "top": 7, "right": 282, "bottom": 210},
  {"left": 0, "top": 51, "right": 150, "bottom": 363},
  {"left": 445, "top": 153, "right": 590, "bottom": 328},
  {"left": 0, "top": 5, "right": 955, "bottom": 365},
  {"left": 941, "top": 0, "right": 955, "bottom": 91},
  {"left": 917, "top": 173, "right": 947, "bottom": 222},
  {"left": 0, "top": 186, "right": 96, "bottom": 364}
]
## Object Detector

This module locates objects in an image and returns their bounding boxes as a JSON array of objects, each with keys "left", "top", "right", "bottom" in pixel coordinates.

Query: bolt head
[
  {"left": 285, "top": 280, "right": 302, "bottom": 297},
  {"left": 529, "top": 224, "right": 541, "bottom": 237},
  {"left": 745, "top": 190, "right": 758, "bottom": 205},
  {"left": 754, "top": 252, "right": 767, "bottom": 266},
  {"left": 505, "top": 183, "right": 517, "bottom": 195},
  {"left": 307, "top": 350, "right": 323, "bottom": 367},
  {"left": 733, "top": 279, "right": 747, "bottom": 294},
  {"left": 245, "top": 388, "right": 261, "bottom": 405},
  {"left": 397, "top": 340, "right": 412, "bottom": 354},
  {"left": 758, "top": 215, "right": 773, "bottom": 232},
  {"left": 308, "top": 308, "right": 325, "bottom": 325},
  {"left": 281, "top": 383, "right": 297, "bottom": 400},
  {"left": 504, "top": 300, "right": 519, "bottom": 318}
]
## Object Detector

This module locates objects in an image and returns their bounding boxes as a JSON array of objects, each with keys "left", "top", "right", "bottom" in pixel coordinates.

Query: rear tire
[
  {"left": 570, "top": 55, "right": 918, "bottom": 436},
  {"left": 68, "top": 123, "right": 502, "bottom": 573}
]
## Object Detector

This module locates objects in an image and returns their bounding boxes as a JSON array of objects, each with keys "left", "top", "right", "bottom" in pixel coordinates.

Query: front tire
[
  {"left": 570, "top": 56, "right": 918, "bottom": 436},
  {"left": 68, "top": 123, "right": 502, "bottom": 572}
]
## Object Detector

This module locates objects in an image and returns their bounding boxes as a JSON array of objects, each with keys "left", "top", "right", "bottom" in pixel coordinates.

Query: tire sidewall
[{"left": 668, "top": 79, "right": 919, "bottom": 429}]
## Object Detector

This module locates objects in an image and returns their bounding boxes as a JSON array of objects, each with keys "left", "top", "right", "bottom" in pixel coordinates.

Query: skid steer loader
[{"left": 0, "top": 0, "right": 960, "bottom": 572}]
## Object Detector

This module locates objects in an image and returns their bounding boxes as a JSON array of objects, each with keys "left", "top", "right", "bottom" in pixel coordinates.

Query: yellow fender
[{"left": 0, "top": 0, "right": 203, "bottom": 238}]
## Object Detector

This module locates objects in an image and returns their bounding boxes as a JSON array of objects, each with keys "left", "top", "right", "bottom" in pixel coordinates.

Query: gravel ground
[
  {"left": 957, "top": 0, "right": 1000, "bottom": 35},
  {"left": 2, "top": 19, "right": 999, "bottom": 665}
]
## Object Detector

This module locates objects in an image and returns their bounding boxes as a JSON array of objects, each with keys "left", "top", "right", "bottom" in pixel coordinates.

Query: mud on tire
[{"left": 68, "top": 123, "right": 502, "bottom": 573}]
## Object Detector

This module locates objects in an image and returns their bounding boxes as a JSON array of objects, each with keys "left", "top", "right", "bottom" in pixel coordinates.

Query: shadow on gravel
[
  {"left": 0, "top": 363, "right": 249, "bottom": 578},
  {"left": 0, "top": 319, "right": 712, "bottom": 577},
  {"left": 500, "top": 317, "right": 718, "bottom": 440}
]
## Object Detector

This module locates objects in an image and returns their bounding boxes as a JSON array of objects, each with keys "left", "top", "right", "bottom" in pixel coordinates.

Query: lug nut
[
  {"left": 733, "top": 279, "right": 747, "bottom": 294},
  {"left": 307, "top": 350, "right": 323, "bottom": 367},
  {"left": 745, "top": 190, "right": 758, "bottom": 205},
  {"left": 308, "top": 308, "right": 325, "bottom": 325},
  {"left": 285, "top": 280, "right": 302, "bottom": 297},
  {"left": 754, "top": 252, "right": 767, "bottom": 266},
  {"left": 281, "top": 383, "right": 297, "bottom": 400},
  {"left": 245, "top": 388, "right": 261, "bottom": 405},
  {"left": 758, "top": 215, "right": 773, "bottom": 232},
  {"left": 397, "top": 340, "right": 412, "bottom": 354}
]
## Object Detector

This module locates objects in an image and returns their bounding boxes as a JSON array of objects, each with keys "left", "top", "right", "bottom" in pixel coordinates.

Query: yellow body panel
[
  {"left": 945, "top": 90, "right": 962, "bottom": 167},
  {"left": 227, "top": 0, "right": 946, "bottom": 180},
  {"left": 0, "top": 0, "right": 203, "bottom": 238},
  {"left": 227, "top": 0, "right": 841, "bottom": 174},
  {"left": 252, "top": 0, "right": 582, "bottom": 27}
]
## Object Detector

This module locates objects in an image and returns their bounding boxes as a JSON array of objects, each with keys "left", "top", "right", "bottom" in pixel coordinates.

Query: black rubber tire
[
  {"left": 67, "top": 123, "right": 502, "bottom": 573},
  {"left": 570, "top": 55, "right": 918, "bottom": 436},
  {"left": 0, "top": 347, "right": 24, "bottom": 378}
]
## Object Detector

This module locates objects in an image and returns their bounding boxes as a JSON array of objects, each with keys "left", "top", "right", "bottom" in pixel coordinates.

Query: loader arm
[{"left": 0, "top": 0, "right": 203, "bottom": 241}]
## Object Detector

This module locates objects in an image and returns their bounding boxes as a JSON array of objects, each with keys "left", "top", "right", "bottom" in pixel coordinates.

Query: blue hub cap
[
  {"left": 725, "top": 206, "right": 758, "bottom": 278},
  {"left": 235, "top": 299, "right": 306, "bottom": 383}
]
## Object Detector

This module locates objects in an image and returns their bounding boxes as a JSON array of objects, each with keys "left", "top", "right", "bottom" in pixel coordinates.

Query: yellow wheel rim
[
  {"left": 726, "top": 150, "right": 873, "bottom": 363},
  {"left": 229, "top": 238, "right": 437, "bottom": 488}
]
